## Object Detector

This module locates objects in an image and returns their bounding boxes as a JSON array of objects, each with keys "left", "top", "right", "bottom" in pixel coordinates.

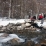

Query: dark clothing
[
  {"left": 31, "top": 16, "right": 36, "bottom": 23},
  {"left": 33, "top": 16, "right": 36, "bottom": 19},
  {"left": 44, "top": 14, "right": 46, "bottom": 18},
  {"left": 31, "top": 23, "right": 43, "bottom": 29},
  {"left": 39, "top": 18, "right": 43, "bottom": 20},
  {"left": 29, "top": 15, "right": 31, "bottom": 18},
  {"left": 31, "top": 16, "right": 36, "bottom": 21}
]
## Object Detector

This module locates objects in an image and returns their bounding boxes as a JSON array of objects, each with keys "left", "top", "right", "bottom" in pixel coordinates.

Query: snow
[
  {"left": 0, "top": 19, "right": 25, "bottom": 26},
  {"left": 9, "top": 34, "right": 19, "bottom": 38},
  {"left": 34, "top": 20, "right": 46, "bottom": 27},
  {"left": 0, "top": 33, "right": 25, "bottom": 43},
  {"left": 37, "top": 22, "right": 46, "bottom": 27},
  {"left": 0, "top": 33, "right": 5, "bottom": 36},
  {"left": 0, "top": 18, "right": 46, "bottom": 28}
]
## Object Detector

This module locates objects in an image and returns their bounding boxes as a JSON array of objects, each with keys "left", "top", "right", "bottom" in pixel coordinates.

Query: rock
[
  {"left": 26, "top": 40, "right": 35, "bottom": 46},
  {"left": 25, "top": 27, "right": 31, "bottom": 30},
  {"left": 21, "top": 23, "right": 26, "bottom": 27},
  {"left": 0, "top": 33, "right": 25, "bottom": 46},
  {"left": 31, "top": 28, "right": 36, "bottom": 31},
  {"left": 34, "top": 44, "right": 41, "bottom": 46},
  {"left": 25, "top": 23, "right": 31, "bottom": 27},
  {"left": 0, "top": 26, "right": 6, "bottom": 32},
  {"left": 7, "top": 23, "right": 15, "bottom": 26},
  {"left": 7, "top": 37, "right": 25, "bottom": 45},
  {"left": 21, "top": 24, "right": 26, "bottom": 29},
  {"left": 17, "top": 26, "right": 22, "bottom": 30},
  {"left": 40, "top": 39, "right": 46, "bottom": 45},
  {"left": 9, "top": 38, "right": 20, "bottom": 45},
  {"left": 43, "top": 26, "right": 46, "bottom": 29},
  {"left": 31, "top": 26, "right": 33, "bottom": 28},
  {"left": 15, "top": 23, "right": 21, "bottom": 26},
  {"left": 3, "top": 23, "right": 17, "bottom": 33},
  {"left": 0, "top": 26, "right": 3, "bottom": 30},
  {"left": 17, "top": 24, "right": 26, "bottom": 30},
  {"left": 2, "top": 26, "right": 6, "bottom": 30},
  {"left": 31, "top": 26, "right": 36, "bottom": 31}
]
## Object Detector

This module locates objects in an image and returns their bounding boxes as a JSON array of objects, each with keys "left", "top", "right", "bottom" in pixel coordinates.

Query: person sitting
[{"left": 31, "top": 16, "right": 36, "bottom": 23}]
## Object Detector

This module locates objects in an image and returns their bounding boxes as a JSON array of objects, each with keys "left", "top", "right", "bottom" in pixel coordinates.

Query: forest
[{"left": 0, "top": 0, "right": 46, "bottom": 19}]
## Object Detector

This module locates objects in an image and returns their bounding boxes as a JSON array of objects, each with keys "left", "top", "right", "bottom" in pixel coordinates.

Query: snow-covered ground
[
  {"left": 0, "top": 19, "right": 26, "bottom": 26},
  {"left": 37, "top": 22, "right": 46, "bottom": 27},
  {"left": 34, "top": 20, "right": 46, "bottom": 27},
  {"left": 0, "top": 18, "right": 46, "bottom": 28}
]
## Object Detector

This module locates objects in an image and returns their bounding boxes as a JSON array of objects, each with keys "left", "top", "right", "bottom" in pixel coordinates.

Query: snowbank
[
  {"left": 0, "top": 33, "right": 25, "bottom": 43},
  {"left": 34, "top": 20, "right": 46, "bottom": 27},
  {"left": 0, "top": 19, "right": 25, "bottom": 26}
]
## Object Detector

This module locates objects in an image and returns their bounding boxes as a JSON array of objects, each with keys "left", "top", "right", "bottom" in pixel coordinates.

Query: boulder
[
  {"left": 0, "top": 26, "right": 6, "bottom": 32},
  {"left": 31, "top": 28, "right": 36, "bottom": 31},
  {"left": 43, "top": 26, "right": 46, "bottom": 29},
  {"left": 2, "top": 26, "right": 6, "bottom": 30},
  {"left": 17, "top": 26, "right": 22, "bottom": 30},
  {"left": 0, "top": 25, "right": 3, "bottom": 30},
  {"left": 25, "top": 23, "right": 31, "bottom": 27},
  {"left": 26, "top": 40, "right": 35, "bottom": 46},
  {"left": 34, "top": 44, "right": 41, "bottom": 46},
  {"left": 40, "top": 39, "right": 46, "bottom": 45},
  {"left": 8, "top": 38, "right": 20, "bottom": 45},
  {"left": 17, "top": 24, "right": 26, "bottom": 30}
]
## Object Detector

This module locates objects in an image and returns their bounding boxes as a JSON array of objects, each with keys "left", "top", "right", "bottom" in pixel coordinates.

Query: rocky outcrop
[
  {"left": 0, "top": 23, "right": 37, "bottom": 33},
  {"left": 0, "top": 22, "right": 46, "bottom": 46}
]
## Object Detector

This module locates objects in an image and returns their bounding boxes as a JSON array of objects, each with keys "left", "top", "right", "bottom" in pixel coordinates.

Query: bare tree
[{"left": 0, "top": 0, "right": 46, "bottom": 18}]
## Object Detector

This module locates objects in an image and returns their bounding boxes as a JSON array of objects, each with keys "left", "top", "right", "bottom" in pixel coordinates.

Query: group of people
[{"left": 30, "top": 13, "right": 46, "bottom": 23}]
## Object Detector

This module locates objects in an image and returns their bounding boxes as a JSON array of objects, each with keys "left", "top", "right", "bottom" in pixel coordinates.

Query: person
[
  {"left": 30, "top": 16, "right": 36, "bottom": 23},
  {"left": 29, "top": 15, "right": 31, "bottom": 18},
  {"left": 39, "top": 14, "right": 44, "bottom": 24},
  {"left": 44, "top": 14, "right": 46, "bottom": 18},
  {"left": 33, "top": 16, "right": 36, "bottom": 19},
  {"left": 38, "top": 14, "right": 43, "bottom": 20}
]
